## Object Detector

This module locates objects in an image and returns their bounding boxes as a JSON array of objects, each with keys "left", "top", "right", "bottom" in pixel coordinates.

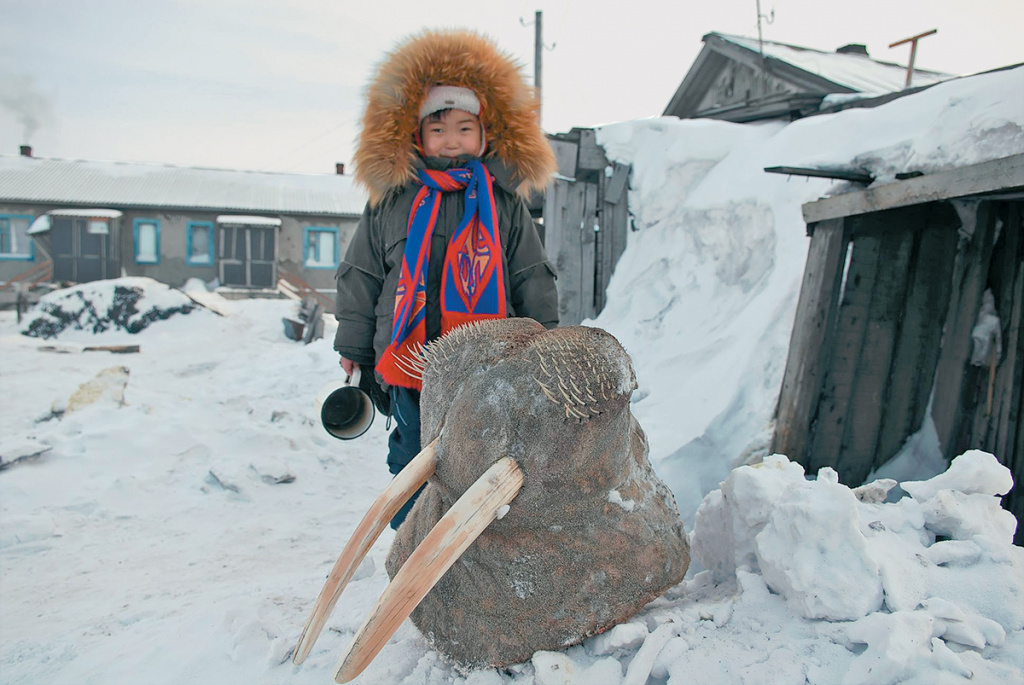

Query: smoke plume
[{"left": 0, "top": 69, "right": 54, "bottom": 143}]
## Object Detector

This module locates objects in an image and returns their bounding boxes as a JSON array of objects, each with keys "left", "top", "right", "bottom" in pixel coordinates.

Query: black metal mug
[{"left": 316, "top": 368, "right": 375, "bottom": 440}]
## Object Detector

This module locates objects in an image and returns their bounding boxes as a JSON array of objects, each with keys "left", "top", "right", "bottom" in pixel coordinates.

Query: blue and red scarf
[{"left": 376, "top": 160, "right": 507, "bottom": 389}]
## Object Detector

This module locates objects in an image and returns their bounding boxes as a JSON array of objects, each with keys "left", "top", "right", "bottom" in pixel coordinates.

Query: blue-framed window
[
  {"left": 0, "top": 214, "right": 34, "bottom": 260},
  {"left": 133, "top": 218, "right": 160, "bottom": 264},
  {"left": 186, "top": 221, "right": 214, "bottom": 266},
  {"left": 304, "top": 226, "right": 339, "bottom": 269}
]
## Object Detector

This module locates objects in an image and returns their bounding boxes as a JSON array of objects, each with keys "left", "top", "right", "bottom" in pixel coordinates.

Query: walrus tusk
[
  {"left": 334, "top": 456, "right": 524, "bottom": 683},
  {"left": 292, "top": 436, "right": 440, "bottom": 665}
]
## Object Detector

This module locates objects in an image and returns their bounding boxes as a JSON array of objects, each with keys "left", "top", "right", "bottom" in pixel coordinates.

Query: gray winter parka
[{"left": 333, "top": 154, "right": 558, "bottom": 375}]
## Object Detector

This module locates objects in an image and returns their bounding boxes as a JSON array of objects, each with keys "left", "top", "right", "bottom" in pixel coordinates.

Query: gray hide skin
[{"left": 385, "top": 318, "right": 690, "bottom": 669}]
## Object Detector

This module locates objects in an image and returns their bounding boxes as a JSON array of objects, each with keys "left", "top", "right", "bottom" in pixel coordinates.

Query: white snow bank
[{"left": 688, "top": 451, "right": 1022, "bottom": 683}]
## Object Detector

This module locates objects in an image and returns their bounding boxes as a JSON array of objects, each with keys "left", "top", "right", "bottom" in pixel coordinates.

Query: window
[
  {"left": 133, "top": 218, "right": 160, "bottom": 264},
  {"left": 304, "top": 226, "right": 338, "bottom": 269},
  {"left": 0, "top": 214, "right": 34, "bottom": 260},
  {"left": 87, "top": 219, "right": 109, "bottom": 235},
  {"left": 186, "top": 222, "right": 214, "bottom": 265}
]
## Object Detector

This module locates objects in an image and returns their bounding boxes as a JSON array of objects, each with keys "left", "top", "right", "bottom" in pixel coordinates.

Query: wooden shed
[
  {"left": 772, "top": 153, "right": 1024, "bottom": 543},
  {"left": 663, "top": 32, "right": 949, "bottom": 124},
  {"left": 543, "top": 129, "right": 631, "bottom": 325}
]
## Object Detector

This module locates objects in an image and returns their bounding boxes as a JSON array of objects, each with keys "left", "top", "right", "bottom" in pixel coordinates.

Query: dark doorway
[
  {"left": 218, "top": 224, "right": 276, "bottom": 287},
  {"left": 50, "top": 216, "right": 120, "bottom": 283}
]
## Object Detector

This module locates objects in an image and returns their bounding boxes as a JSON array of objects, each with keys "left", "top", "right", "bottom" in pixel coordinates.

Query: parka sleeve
[
  {"left": 505, "top": 198, "right": 559, "bottom": 329},
  {"left": 334, "top": 203, "right": 383, "bottom": 365}
]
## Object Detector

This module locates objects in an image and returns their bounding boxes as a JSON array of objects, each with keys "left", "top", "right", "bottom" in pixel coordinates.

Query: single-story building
[{"left": 0, "top": 149, "right": 366, "bottom": 301}]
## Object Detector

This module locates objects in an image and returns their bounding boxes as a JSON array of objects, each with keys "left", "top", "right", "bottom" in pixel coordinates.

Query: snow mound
[
  {"left": 686, "top": 451, "right": 1023, "bottom": 683},
  {"left": 20, "top": 277, "right": 200, "bottom": 339}
]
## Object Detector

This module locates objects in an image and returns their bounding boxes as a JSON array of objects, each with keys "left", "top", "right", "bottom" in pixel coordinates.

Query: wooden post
[
  {"left": 534, "top": 10, "right": 542, "bottom": 125},
  {"left": 931, "top": 202, "right": 997, "bottom": 460},
  {"left": 873, "top": 205, "right": 958, "bottom": 468},
  {"left": 889, "top": 29, "right": 937, "bottom": 88},
  {"left": 772, "top": 218, "right": 848, "bottom": 465},
  {"left": 835, "top": 219, "right": 918, "bottom": 484}
]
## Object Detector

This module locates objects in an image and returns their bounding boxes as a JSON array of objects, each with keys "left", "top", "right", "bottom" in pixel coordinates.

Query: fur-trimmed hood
[{"left": 354, "top": 29, "right": 557, "bottom": 206}]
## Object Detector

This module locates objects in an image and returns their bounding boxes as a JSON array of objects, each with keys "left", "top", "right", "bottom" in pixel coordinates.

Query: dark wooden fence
[{"left": 543, "top": 129, "right": 631, "bottom": 325}]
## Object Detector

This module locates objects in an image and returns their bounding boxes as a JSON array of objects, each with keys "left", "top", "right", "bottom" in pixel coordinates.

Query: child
[{"left": 333, "top": 29, "right": 559, "bottom": 527}]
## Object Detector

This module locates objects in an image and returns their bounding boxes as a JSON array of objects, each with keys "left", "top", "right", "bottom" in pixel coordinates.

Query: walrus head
[{"left": 294, "top": 319, "right": 689, "bottom": 681}]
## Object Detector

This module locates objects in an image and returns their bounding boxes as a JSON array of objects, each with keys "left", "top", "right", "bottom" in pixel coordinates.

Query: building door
[
  {"left": 218, "top": 224, "right": 276, "bottom": 287},
  {"left": 50, "top": 216, "right": 120, "bottom": 283}
]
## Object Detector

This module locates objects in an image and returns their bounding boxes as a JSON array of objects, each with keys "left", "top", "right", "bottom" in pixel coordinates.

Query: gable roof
[
  {"left": 0, "top": 154, "right": 367, "bottom": 217},
  {"left": 664, "top": 32, "right": 953, "bottom": 122}
]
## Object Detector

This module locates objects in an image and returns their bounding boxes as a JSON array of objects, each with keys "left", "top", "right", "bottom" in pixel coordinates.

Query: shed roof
[
  {"left": 716, "top": 34, "right": 950, "bottom": 95},
  {"left": 664, "top": 32, "right": 953, "bottom": 121},
  {"left": 0, "top": 155, "right": 367, "bottom": 217},
  {"left": 802, "top": 153, "right": 1024, "bottom": 225}
]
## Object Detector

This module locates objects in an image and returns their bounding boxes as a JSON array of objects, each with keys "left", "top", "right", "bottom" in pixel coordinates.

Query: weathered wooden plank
[
  {"left": 608, "top": 195, "right": 630, "bottom": 269},
  {"left": 841, "top": 216, "right": 916, "bottom": 485},
  {"left": 576, "top": 129, "right": 609, "bottom": 172},
  {"left": 1013, "top": 389, "right": 1024, "bottom": 547},
  {"left": 931, "top": 201, "right": 998, "bottom": 460},
  {"left": 579, "top": 182, "right": 598, "bottom": 321},
  {"left": 992, "top": 203, "right": 1023, "bottom": 463},
  {"left": 562, "top": 181, "right": 582, "bottom": 326},
  {"left": 808, "top": 233, "right": 881, "bottom": 476},
  {"left": 542, "top": 178, "right": 566, "bottom": 276},
  {"left": 772, "top": 218, "right": 848, "bottom": 465},
  {"left": 604, "top": 162, "right": 630, "bottom": 205},
  {"left": 875, "top": 205, "right": 959, "bottom": 466},
  {"left": 560, "top": 181, "right": 588, "bottom": 325},
  {"left": 543, "top": 178, "right": 570, "bottom": 322},
  {"left": 803, "top": 153, "right": 1024, "bottom": 224},
  {"left": 997, "top": 206, "right": 1024, "bottom": 546},
  {"left": 1010, "top": 303, "right": 1024, "bottom": 547},
  {"left": 549, "top": 139, "right": 579, "bottom": 179},
  {"left": 594, "top": 172, "right": 610, "bottom": 315},
  {"left": 993, "top": 259, "right": 1023, "bottom": 461}
]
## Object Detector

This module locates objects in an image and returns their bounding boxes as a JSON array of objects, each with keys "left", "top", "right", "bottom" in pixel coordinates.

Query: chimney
[
  {"left": 19, "top": 145, "right": 32, "bottom": 157},
  {"left": 335, "top": 163, "right": 345, "bottom": 175},
  {"left": 836, "top": 44, "right": 869, "bottom": 57}
]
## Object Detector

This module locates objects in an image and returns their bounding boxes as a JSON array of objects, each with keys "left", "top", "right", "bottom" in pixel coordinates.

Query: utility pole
[
  {"left": 521, "top": 10, "right": 551, "bottom": 125},
  {"left": 889, "top": 29, "right": 937, "bottom": 87},
  {"left": 534, "top": 10, "right": 543, "bottom": 124}
]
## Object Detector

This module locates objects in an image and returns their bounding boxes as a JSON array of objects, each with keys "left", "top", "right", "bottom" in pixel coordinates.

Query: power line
[{"left": 267, "top": 120, "right": 349, "bottom": 169}]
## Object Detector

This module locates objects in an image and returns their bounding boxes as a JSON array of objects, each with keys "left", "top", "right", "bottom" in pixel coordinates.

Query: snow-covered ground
[{"left": 1, "top": 66, "right": 1023, "bottom": 685}]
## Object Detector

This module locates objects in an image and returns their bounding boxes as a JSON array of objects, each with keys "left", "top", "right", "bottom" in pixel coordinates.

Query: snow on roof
[
  {"left": 716, "top": 33, "right": 953, "bottom": 95},
  {"left": 0, "top": 155, "right": 367, "bottom": 217},
  {"left": 47, "top": 208, "right": 124, "bottom": 218},
  {"left": 216, "top": 215, "right": 282, "bottom": 226}
]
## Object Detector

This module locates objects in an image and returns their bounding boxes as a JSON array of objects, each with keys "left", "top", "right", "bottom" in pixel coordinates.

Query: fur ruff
[{"left": 355, "top": 29, "right": 557, "bottom": 206}]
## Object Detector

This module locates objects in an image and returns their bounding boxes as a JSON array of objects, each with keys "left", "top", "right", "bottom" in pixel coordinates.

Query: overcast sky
[{"left": 2, "top": 0, "right": 1021, "bottom": 175}]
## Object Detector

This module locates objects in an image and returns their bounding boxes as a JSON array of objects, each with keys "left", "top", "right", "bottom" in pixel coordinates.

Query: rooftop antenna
[
  {"left": 755, "top": 0, "right": 775, "bottom": 94},
  {"left": 889, "top": 28, "right": 937, "bottom": 87}
]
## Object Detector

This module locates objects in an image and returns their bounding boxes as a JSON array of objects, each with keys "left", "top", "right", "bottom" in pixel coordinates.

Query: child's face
[{"left": 420, "top": 109, "right": 482, "bottom": 159}]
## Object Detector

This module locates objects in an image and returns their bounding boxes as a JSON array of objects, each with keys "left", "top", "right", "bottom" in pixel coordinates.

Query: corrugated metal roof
[
  {"left": 0, "top": 155, "right": 367, "bottom": 217},
  {"left": 718, "top": 34, "right": 952, "bottom": 94}
]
